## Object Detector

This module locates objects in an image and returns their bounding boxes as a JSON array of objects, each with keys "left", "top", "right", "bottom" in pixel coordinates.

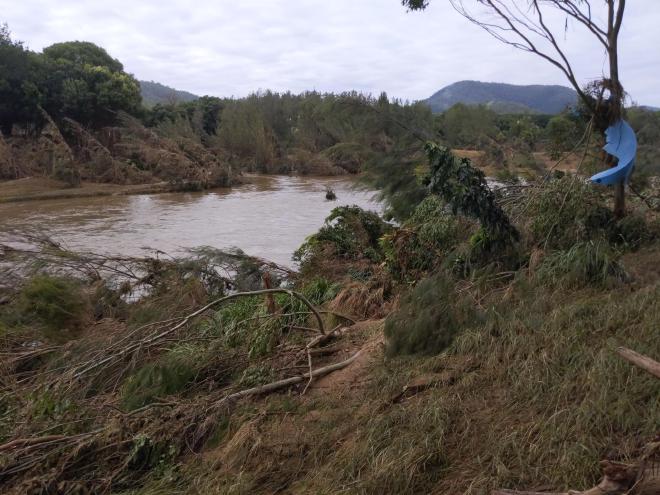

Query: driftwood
[
  {"left": 493, "top": 448, "right": 660, "bottom": 495},
  {"left": 492, "top": 444, "right": 660, "bottom": 495}
]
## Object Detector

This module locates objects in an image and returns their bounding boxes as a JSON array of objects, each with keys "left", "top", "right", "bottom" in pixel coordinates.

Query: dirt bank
[{"left": 0, "top": 177, "right": 174, "bottom": 203}]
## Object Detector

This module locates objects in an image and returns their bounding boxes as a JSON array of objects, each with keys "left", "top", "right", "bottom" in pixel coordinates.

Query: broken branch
[
  {"left": 217, "top": 350, "right": 361, "bottom": 404},
  {"left": 616, "top": 347, "right": 660, "bottom": 380}
]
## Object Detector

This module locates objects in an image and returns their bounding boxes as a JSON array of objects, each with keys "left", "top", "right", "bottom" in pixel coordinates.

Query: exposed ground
[
  {"left": 454, "top": 149, "right": 583, "bottom": 177},
  {"left": 0, "top": 177, "right": 172, "bottom": 203}
]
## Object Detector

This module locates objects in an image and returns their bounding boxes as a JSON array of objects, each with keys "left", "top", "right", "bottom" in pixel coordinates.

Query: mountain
[
  {"left": 424, "top": 80, "right": 577, "bottom": 114},
  {"left": 139, "top": 80, "right": 199, "bottom": 106}
]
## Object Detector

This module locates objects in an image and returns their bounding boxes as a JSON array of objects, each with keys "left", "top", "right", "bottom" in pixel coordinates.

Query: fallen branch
[
  {"left": 616, "top": 347, "right": 660, "bottom": 380},
  {"left": 0, "top": 435, "right": 68, "bottom": 452},
  {"left": 304, "top": 325, "right": 350, "bottom": 352},
  {"left": 217, "top": 350, "right": 361, "bottom": 404},
  {"left": 493, "top": 491, "right": 564, "bottom": 495},
  {"left": 74, "top": 288, "right": 326, "bottom": 379}
]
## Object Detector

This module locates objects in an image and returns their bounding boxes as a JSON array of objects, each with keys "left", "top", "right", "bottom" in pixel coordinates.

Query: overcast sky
[{"left": 2, "top": 1, "right": 659, "bottom": 105}]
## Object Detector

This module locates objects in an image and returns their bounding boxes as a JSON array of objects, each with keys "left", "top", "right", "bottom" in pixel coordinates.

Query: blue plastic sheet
[{"left": 590, "top": 119, "right": 637, "bottom": 186}]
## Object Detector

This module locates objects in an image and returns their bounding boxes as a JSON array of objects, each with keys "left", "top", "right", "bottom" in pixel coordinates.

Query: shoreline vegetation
[
  {"left": 2, "top": 25, "right": 660, "bottom": 495},
  {"left": 2, "top": 145, "right": 659, "bottom": 494}
]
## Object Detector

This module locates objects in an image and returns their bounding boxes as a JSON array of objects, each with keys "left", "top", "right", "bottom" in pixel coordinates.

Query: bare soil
[{"left": 0, "top": 177, "right": 169, "bottom": 203}]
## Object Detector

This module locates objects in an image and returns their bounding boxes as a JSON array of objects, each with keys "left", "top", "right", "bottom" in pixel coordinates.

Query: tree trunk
[
  {"left": 603, "top": 151, "right": 625, "bottom": 218},
  {"left": 607, "top": 0, "right": 626, "bottom": 218}
]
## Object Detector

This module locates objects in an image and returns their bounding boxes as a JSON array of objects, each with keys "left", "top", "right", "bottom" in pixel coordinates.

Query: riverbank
[
  {"left": 1, "top": 203, "right": 658, "bottom": 494},
  {"left": 2, "top": 147, "right": 658, "bottom": 494},
  {"left": 0, "top": 177, "right": 176, "bottom": 204},
  {"left": 0, "top": 148, "right": 582, "bottom": 205}
]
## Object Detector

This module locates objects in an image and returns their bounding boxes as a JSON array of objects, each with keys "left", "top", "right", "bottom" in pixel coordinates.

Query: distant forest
[{"left": 1, "top": 25, "right": 659, "bottom": 189}]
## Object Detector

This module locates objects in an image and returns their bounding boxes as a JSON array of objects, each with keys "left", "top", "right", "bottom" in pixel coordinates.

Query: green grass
[
  {"left": 163, "top": 269, "right": 660, "bottom": 495},
  {"left": 15, "top": 275, "right": 88, "bottom": 340}
]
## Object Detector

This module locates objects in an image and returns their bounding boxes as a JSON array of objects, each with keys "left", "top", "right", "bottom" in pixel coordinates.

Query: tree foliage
[
  {"left": 0, "top": 31, "right": 141, "bottom": 133},
  {"left": 424, "top": 143, "right": 518, "bottom": 247},
  {"left": 41, "top": 41, "right": 141, "bottom": 126},
  {"left": 0, "top": 24, "right": 44, "bottom": 134}
]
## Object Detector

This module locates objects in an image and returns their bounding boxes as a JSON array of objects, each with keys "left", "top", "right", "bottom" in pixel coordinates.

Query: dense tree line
[
  {"left": 142, "top": 89, "right": 434, "bottom": 172},
  {"left": 1, "top": 23, "right": 657, "bottom": 186},
  {"left": 0, "top": 24, "right": 140, "bottom": 134}
]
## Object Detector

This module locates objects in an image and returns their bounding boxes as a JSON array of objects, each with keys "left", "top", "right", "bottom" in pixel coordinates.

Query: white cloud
[{"left": 2, "top": 0, "right": 659, "bottom": 105}]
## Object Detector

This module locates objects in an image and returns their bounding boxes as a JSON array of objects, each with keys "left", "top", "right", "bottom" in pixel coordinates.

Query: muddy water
[{"left": 0, "top": 176, "right": 380, "bottom": 267}]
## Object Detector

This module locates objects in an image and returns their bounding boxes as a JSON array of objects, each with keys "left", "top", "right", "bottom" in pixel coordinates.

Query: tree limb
[
  {"left": 616, "top": 347, "right": 660, "bottom": 379},
  {"left": 217, "top": 350, "right": 362, "bottom": 404}
]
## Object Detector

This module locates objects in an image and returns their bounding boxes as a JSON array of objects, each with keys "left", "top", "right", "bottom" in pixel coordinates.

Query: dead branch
[
  {"left": 304, "top": 325, "right": 351, "bottom": 352},
  {"left": 73, "top": 288, "right": 326, "bottom": 380},
  {"left": 0, "top": 435, "right": 68, "bottom": 452},
  {"left": 217, "top": 350, "right": 361, "bottom": 404},
  {"left": 616, "top": 347, "right": 660, "bottom": 380}
]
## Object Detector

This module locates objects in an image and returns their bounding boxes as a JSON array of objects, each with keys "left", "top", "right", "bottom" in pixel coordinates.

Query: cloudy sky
[{"left": 2, "top": 1, "right": 659, "bottom": 105}]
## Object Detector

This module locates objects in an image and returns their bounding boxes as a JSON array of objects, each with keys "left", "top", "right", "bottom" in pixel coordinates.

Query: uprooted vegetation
[{"left": 1, "top": 146, "right": 660, "bottom": 494}]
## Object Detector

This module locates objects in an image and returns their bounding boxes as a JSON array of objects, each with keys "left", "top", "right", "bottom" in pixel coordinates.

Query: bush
[
  {"left": 384, "top": 275, "right": 477, "bottom": 356},
  {"left": 294, "top": 206, "right": 390, "bottom": 267},
  {"left": 536, "top": 240, "right": 627, "bottom": 287},
  {"left": 321, "top": 142, "right": 371, "bottom": 174},
  {"left": 527, "top": 176, "right": 613, "bottom": 249},
  {"left": 526, "top": 176, "right": 655, "bottom": 252},
  {"left": 17, "top": 275, "right": 87, "bottom": 337},
  {"left": 381, "top": 195, "right": 471, "bottom": 280},
  {"left": 608, "top": 213, "right": 654, "bottom": 249}
]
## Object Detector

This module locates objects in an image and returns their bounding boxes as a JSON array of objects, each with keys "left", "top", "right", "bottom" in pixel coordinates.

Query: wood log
[{"left": 616, "top": 347, "right": 660, "bottom": 380}]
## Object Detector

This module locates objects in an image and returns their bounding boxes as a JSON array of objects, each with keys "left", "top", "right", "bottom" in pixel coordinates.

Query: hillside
[
  {"left": 139, "top": 80, "right": 199, "bottom": 106},
  {"left": 424, "top": 80, "right": 577, "bottom": 114}
]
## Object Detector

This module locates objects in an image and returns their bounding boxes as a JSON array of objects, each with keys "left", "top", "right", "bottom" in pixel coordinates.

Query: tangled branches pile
[{"left": 0, "top": 233, "right": 360, "bottom": 493}]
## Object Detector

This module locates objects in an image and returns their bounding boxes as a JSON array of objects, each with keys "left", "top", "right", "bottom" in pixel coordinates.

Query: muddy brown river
[{"left": 0, "top": 176, "right": 380, "bottom": 267}]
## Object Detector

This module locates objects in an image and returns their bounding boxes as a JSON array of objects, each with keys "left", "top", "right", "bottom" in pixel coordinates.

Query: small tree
[{"left": 403, "top": 0, "right": 629, "bottom": 216}]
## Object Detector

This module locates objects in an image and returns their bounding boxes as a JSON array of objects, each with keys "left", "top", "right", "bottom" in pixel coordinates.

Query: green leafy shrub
[
  {"left": 536, "top": 240, "right": 626, "bottom": 287},
  {"left": 203, "top": 277, "right": 338, "bottom": 358},
  {"left": 17, "top": 275, "right": 87, "bottom": 338},
  {"left": 381, "top": 195, "right": 471, "bottom": 280},
  {"left": 424, "top": 143, "right": 518, "bottom": 250},
  {"left": 384, "top": 275, "right": 477, "bottom": 356},
  {"left": 527, "top": 176, "right": 655, "bottom": 252},
  {"left": 294, "top": 205, "right": 391, "bottom": 266}
]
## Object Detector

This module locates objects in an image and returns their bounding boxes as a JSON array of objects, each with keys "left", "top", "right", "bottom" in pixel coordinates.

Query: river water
[{"left": 0, "top": 176, "right": 380, "bottom": 267}]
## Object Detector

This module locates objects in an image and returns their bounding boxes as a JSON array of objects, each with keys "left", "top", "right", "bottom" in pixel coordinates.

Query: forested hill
[
  {"left": 139, "top": 80, "right": 199, "bottom": 106},
  {"left": 424, "top": 80, "right": 577, "bottom": 114}
]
